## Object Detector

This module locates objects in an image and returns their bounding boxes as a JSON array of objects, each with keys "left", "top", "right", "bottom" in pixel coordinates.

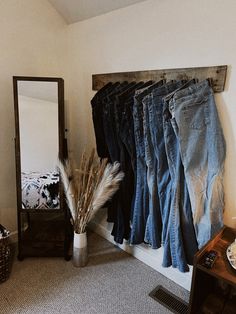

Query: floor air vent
[{"left": 149, "top": 285, "right": 189, "bottom": 314}]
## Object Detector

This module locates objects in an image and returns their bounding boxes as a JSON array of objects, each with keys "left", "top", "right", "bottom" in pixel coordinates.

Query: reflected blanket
[{"left": 21, "top": 172, "right": 59, "bottom": 209}]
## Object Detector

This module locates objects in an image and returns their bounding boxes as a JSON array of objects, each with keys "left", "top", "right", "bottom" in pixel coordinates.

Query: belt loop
[{"left": 169, "top": 99, "right": 175, "bottom": 118}]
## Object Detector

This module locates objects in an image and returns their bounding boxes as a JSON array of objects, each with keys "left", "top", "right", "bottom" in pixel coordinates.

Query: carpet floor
[{"left": 0, "top": 232, "right": 189, "bottom": 314}]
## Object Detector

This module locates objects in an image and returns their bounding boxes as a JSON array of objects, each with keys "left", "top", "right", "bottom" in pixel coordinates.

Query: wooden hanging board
[{"left": 92, "top": 65, "right": 227, "bottom": 92}]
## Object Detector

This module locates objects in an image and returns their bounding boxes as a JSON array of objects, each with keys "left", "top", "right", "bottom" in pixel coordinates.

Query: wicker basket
[{"left": 0, "top": 234, "right": 11, "bottom": 283}]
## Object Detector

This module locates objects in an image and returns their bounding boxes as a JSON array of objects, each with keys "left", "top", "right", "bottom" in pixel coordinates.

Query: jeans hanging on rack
[
  {"left": 102, "top": 82, "right": 137, "bottom": 164},
  {"left": 118, "top": 96, "right": 139, "bottom": 227},
  {"left": 137, "top": 81, "right": 166, "bottom": 248},
  {"left": 102, "top": 83, "right": 129, "bottom": 162},
  {"left": 168, "top": 80, "right": 226, "bottom": 249},
  {"left": 146, "top": 81, "right": 183, "bottom": 244},
  {"left": 142, "top": 96, "right": 161, "bottom": 249},
  {"left": 148, "top": 80, "right": 198, "bottom": 272},
  {"left": 119, "top": 98, "right": 137, "bottom": 172},
  {"left": 129, "top": 91, "right": 149, "bottom": 244},
  {"left": 130, "top": 80, "right": 164, "bottom": 246},
  {"left": 111, "top": 81, "right": 153, "bottom": 243},
  {"left": 162, "top": 87, "right": 197, "bottom": 272},
  {"left": 91, "top": 82, "right": 114, "bottom": 159},
  {"left": 105, "top": 82, "right": 147, "bottom": 243},
  {"left": 111, "top": 93, "right": 136, "bottom": 242},
  {"left": 102, "top": 82, "right": 130, "bottom": 226},
  {"left": 91, "top": 75, "right": 226, "bottom": 273}
]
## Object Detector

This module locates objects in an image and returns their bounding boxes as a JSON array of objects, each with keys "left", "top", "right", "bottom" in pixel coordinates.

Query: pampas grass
[{"left": 57, "top": 149, "right": 124, "bottom": 234}]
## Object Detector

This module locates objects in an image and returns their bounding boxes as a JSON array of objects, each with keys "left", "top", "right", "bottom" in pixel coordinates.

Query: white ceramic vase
[{"left": 73, "top": 231, "right": 88, "bottom": 267}]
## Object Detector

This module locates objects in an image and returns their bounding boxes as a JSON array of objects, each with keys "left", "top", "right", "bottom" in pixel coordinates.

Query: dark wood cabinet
[
  {"left": 189, "top": 226, "right": 236, "bottom": 313},
  {"left": 13, "top": 76, "right": 72, "bottom": 260},
  {"left": 17, "top": 211, "right": 71, "bottom": 259}
]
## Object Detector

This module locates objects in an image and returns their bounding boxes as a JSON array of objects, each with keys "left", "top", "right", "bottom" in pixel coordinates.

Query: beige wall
[
  {"left": 67, "top": 0, "right": 236, "bottom": 228},
  {"left": 0, "top": 0, "right": 68, "bottom": 231}
]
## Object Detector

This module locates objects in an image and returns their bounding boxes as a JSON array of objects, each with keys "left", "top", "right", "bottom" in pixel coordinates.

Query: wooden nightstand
[{"left": 189, "top": 226, "right": 236, "bottom": 313}]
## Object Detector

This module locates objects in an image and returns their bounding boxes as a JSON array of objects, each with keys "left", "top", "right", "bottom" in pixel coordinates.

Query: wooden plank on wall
[{"left": 92, "top": 65, "right": 227, "bottom": 92}]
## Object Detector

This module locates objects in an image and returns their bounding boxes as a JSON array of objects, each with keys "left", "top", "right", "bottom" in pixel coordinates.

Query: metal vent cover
[{"left": 149, "top": 285, "right": 189, "bottom": 314}]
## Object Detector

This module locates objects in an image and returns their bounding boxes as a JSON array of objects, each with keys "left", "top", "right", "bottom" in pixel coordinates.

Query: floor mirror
[{"left": 13, "top": 76, "right": 71, "bottom": 260}]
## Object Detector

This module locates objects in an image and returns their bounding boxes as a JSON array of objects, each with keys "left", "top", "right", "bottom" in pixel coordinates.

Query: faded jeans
[
  {"left": 168, "top": 80, "right": 226, "bottom": 249},
  {"left": 146, "top": 81, "right": 197, "bottom": 271}
]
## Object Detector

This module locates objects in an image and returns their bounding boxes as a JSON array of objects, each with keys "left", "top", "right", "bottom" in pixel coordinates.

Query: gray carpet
[{"left": 0, "top": 232, "right": 189, "bottom": 314}]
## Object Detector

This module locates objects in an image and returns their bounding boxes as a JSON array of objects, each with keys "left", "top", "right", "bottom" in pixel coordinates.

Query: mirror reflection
[{"left": 18, "top": 81, "right": 60, "bottom": 209}]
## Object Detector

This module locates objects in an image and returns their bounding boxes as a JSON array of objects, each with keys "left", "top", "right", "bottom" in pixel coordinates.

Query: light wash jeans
[
  {"left": 149, "top": 80, "right": 198, "bottom": 272},
  {"left": 168, "top": 80, "right": 226, "bottom": 249}
]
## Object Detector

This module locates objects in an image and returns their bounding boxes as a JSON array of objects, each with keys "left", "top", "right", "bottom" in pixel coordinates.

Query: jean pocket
[{"left": 182, "top": 95, "right": 209, "bottom": 130}]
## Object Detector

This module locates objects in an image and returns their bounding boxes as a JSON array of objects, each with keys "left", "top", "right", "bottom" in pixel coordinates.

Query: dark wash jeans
[
  {"left": 102, "top": 83, "right": 130, "bottom": 162},
  {"left": 111, "top": 81, "right": 153, "bottom": 243},
  {"left": 130, "top": 80, "right": 164, "bottom": 246},
  {"left": 102, "top": 83, "right": 131, "bottom": 226},
  {"left": 105, "top": 82, "right": 145, "bottom": 242},
  {"left": 91, "top": 82, "right": 114, "bottom": 159},
  {"left": 118, "top": 97, "right": 137, "bottom": 226},
  {"left": 118, "top": 81, "right": 156, "bottom": 180}
]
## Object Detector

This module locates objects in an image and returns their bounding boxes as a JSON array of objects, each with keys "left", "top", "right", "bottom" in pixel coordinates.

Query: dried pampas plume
[
  {"left": 57, "top": 150, "right": 124, "bottom": 234},
  {"left": 57, "top": 159, "right": 76, "bottom": 222},
  {"left": 87, "top": 162, "right": 124, "bottom": 224}
]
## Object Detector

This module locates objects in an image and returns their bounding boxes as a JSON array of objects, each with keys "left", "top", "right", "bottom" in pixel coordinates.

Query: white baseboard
[{"left": 89, "top": 216, "right": 192, "bottom": 291}]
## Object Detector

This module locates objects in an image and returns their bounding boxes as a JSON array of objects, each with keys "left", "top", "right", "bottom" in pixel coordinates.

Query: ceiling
[{"left": 48, "top": 0, "right": 147, "bottom": 24}]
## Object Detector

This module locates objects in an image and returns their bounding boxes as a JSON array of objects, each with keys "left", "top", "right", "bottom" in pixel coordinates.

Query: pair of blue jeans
[
  {"left": 147, "top": 81, "right": 185, "bottom": 244},
  {"left": 110, "top": 81, "right": 153, "bottom": 243},
  {"left": 130, "top": 80, "right": 164, "bottom": 246},
  {"left": 162, "top": 79, "right": 225, "bottom": 272},
  {"left": 102, "top": 82, "right": 132, "bottom": 227},
  {"left": 111, "top": 82, "right": 145, "bottom": 243},
  {"left": 162, "top": 80, "right": 198, "bottom": 272},
  {"left": 168, "top": 80, "right": 226, "bottom": 249},
  {"left": 91, "top": 82, "right": 114, "bottom": 159},
  {"left": 143, "top": 80, "right": 198, "bottom": 272}
]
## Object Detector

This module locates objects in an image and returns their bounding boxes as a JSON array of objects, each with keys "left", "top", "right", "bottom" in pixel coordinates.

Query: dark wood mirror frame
[{"left": 13, "top": 76, "right": 71, "bottom": 260}]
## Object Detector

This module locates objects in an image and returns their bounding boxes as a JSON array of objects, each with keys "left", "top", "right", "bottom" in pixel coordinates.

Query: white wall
[
  {"left": 66, "top": 0, "right": 236, "bottom": 289},
  {"left": 0, "top": 0, "right": 68, "bottom": 231}
]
